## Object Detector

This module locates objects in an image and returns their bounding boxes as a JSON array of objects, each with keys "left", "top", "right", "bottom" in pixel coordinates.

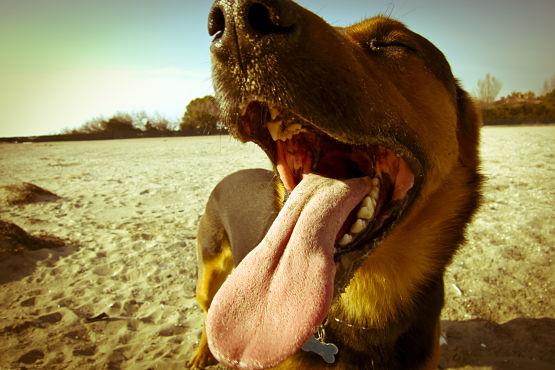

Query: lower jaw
[{"left": 275, "top": 146, "right": 414, "bottom": 254}]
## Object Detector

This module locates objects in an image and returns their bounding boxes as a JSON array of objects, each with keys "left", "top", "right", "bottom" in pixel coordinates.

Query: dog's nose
[{"left": 208, "top": 0, "right": 297, "bottom": 61}]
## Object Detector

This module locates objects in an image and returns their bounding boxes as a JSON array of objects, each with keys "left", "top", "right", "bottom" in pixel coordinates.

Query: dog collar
[
  {"left": 331, "top": 316, "right": 373, "bottom": 330},
  {"left": 301, "top": 317, "right": 376, "bottom": 365}
]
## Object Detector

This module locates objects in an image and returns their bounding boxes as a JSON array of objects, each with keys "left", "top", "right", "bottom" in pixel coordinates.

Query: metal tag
[{"left": 301, "top": 335, "right": 338, "bottom": 364}]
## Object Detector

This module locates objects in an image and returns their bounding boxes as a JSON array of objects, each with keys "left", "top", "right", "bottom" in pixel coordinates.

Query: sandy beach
[{"left": 0, "top": 126, "right": 553, "bottom": 369}]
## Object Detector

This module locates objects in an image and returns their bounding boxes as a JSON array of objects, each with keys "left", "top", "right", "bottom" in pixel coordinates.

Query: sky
[{"left": 0, "top": 0, "right": 553, "bottom": 137}]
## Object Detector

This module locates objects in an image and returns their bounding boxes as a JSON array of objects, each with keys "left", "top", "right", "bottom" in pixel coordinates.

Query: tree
[
  {"left": 141, "top": 113, "right": 173, "bottom": 135},
  {"left": 542, "top": 74, "right": 555, "bottom": 95},
  {"left": 100, "top": 113, "right": 141, "bottom": 138},
  {"left": 180, "top": 96, "right": 222, "bottom": 135},
  {"left": 477, "top": 73, "right": 502, "bottom": 106}
]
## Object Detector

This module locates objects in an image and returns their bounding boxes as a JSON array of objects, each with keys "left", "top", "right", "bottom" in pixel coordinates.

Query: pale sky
[{"left": 1, "top": 0, "right": 554, "bottom": 137}]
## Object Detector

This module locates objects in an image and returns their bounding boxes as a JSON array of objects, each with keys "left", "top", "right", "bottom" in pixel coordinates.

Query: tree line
[
  {"left": 78, "top": 70, "right": 554, "bottom": 141},
  {"left": 3, "top": 73, "right": 553, "bottom": 143},
  {"left": 57, "top": 95, "right": 224, "bottom": 140},
  {"left": 0, "top": 95, "right": 224, "bottom": 142},
  {"left": 475, "top": 73, "right": 555, "bottom": 125}
]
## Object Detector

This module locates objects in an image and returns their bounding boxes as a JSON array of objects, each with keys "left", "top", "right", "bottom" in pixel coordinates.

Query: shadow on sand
[
  {"left": 440, "top": 318, "right": 554, "bottom": 369},
  {"left": 0, "top": 220, "right": 77, "bottom": 284}
]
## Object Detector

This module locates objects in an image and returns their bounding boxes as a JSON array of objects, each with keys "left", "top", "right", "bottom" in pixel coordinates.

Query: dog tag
[{"left": 301, "top": 335, "right": 338, "bottom": 364}]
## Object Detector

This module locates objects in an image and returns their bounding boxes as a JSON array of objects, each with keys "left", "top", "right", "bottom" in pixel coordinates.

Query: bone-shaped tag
[{"left": 301, "top": 335, "right": 338, "bottom": 364}]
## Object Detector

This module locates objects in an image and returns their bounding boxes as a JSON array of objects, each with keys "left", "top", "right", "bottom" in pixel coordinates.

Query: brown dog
[{"left": 190, "top": 1, "right": 481, "bottom": 369}]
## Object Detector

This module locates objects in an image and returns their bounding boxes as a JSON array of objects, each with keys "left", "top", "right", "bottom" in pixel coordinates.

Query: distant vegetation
[
  {"left": 476, "top": 73, "right": 555, "bottom": 125},
  {"left": 2, "top": 74, "right": 554, "bottom": 143},
  {"left": 61, "top": 95, "right": 223, "bottom": 139},
  {"left": 62, "top": 112, "right": 173, "bottom": 140},
  {"left": 180, "top": 95, "right": 225, "bottom": 135},
  {"left": 0, "top": 95, "right": 223, "bottom": 142}
]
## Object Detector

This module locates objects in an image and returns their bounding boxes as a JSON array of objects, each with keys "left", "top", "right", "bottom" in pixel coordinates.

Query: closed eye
[{"left": 368, "top": 39, "right": 416, "bottom": 53}]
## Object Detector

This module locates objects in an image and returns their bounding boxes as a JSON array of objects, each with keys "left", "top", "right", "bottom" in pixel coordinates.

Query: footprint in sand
[
  {"left": 107, "top": 347, "right": 128, "bottom": 369},
  {"left": 38, "top": 312, "right": 63, "bottom": 324},
  {"left": 64, "top": 327, "right": 89, "bottom": 341},
  {"left": 122, "top": 299, "right": 142, "bottom": 316},
  {"left": 18, "top": 349, "right": 44, "bottom": 364},
  {"left": 118, "top": 332, "right": 134, "bottom": 345},
  {"left": 158, "top": 324, "right": 187, "bottom": 337},
  {"left": 20, "top": 297, "right": 36, "bottom": 307},
  {"left": 93, "top": 264, "right": 112, "bottom": 276},
  {"left": 72, "top": 345, "right": 97, "bottom": 357},
  {"left": 127, "top": 319, "right": 139, "bottom": 332}
]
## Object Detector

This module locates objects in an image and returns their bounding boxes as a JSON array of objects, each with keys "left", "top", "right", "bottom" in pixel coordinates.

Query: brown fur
[{"left": 190, "top": 1, "right": 481, "bottom": 369}]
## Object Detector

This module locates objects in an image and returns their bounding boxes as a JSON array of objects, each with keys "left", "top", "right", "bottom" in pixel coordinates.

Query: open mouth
[
  {"left": 240, "top": 100, "right": 417, "bottom": 257},
  {"left": 206, "top": 100, "right": 422, "bottom": 369}
]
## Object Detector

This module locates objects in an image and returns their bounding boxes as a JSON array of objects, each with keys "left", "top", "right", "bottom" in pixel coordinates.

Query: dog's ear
[{"left": 456, "top": 85, "right": 482, "bottom": 168}]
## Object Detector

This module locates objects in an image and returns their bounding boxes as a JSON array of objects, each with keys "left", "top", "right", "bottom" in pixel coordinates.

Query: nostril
[
  {"left": 247, "top": 2, "right": 294, "bottom": 36},
  {"left": 208, "top": 6, "right": 225, "bottom": 38},
  {"left": 247, "top": 3, "right": 274, "bottom": 35}
]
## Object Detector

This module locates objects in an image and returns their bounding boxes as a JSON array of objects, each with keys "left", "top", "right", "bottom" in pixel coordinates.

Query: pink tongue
[{"left": 206, "top": 174, "right": 371, "bottom": 368}]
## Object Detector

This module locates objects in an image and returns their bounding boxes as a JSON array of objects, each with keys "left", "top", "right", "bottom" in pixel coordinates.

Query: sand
[{"left": 0, "top": 126, "right": 553, "bottom": 369}]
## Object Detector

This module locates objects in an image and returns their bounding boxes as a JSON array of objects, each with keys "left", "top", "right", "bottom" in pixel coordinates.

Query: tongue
[{"left": 206, "top": 173, "right": 371, "bottom": 368}]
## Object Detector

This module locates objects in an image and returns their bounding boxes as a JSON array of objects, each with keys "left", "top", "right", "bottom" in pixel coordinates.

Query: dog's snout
[{"left": 209, "top": 0, "right": 297, "bottom": 62}]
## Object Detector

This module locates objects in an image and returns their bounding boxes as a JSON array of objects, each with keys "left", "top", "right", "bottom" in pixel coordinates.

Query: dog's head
[{"left": 206, "top": 0, "right": 481, "bottom": 367}]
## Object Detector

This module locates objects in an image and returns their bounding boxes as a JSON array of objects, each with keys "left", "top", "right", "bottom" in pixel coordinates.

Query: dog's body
[{"left": 190, "top": 1, "right": 481, "bottom": 369}]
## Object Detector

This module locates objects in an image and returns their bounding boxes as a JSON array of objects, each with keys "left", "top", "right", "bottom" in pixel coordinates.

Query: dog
[{"left": 189, "top": 1, "right": 482, "bottom": 369}]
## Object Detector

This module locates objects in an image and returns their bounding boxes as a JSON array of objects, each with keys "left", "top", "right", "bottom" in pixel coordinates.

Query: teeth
[
  {"left": 350, "top": 219, "right": 367, "bottom": 234},
  {"left": 359, "top": 179, "right": 379, "bottom": 220},
  {"left": 282, "top": 123, "right": 304, "bottom": 140},
  {"left": 338, "top": 234, "right": 353, "bottom": 246},
  {"left": 266, "top": 121, "right": 282, "bottom": 141},
  {"left": 357, "top": 206, "right": 373, "bottom": 219},
  {"left": 266, "top": 121, "right": 305, "bottom": 141},
  {"left": 269, "top": 106, "right": 280, "bottom": 120},
  {"left": 362, "top": 196, "right": 376, "bottom": 209},
  {"left": 336, "top": 177, "right": 381, "bottom": 248}
]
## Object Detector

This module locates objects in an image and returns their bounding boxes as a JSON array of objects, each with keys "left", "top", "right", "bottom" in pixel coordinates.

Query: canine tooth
[
  {"left": 269, "top": 106, "right": 280, "bottom": 120},
  {"left": 338, "top": 234, "right": 353, "bottom": 246},
  {"left": 350, "top": 219, "right": 367, "bottom": 234},
  {"left": 357, "top": 206, "right": 373, "bottom": 220},
  {"left": 266, "top": 121, "right": 282, "bottom": 141},
  {"left": 362, "top": 196, "right": 374, "bottom": 209}
]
